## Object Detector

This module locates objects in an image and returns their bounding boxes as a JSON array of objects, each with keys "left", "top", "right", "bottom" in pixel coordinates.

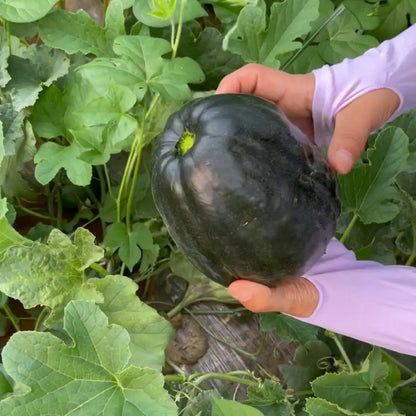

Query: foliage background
[{"left": 0, "top": 0, "right": 414, "bottom": 414}]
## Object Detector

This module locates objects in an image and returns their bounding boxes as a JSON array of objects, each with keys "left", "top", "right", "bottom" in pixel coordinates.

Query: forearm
[
  {"left": 296, "top": 240, "right": 416, "bottom": 356},
  {"left": 313, "top": 25, "right": 416, "bottom": 147}
]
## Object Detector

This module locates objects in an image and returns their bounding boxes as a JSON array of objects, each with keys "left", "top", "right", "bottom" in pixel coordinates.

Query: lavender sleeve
[
  {"left": 295, "top": 26, "right": 416, "bottom": 356},
  {"left": 312, "top": 25, "right": 416, "bottom": 147},
  {"left": 297, "top": 240, "right": 416, "bottom": 356}
]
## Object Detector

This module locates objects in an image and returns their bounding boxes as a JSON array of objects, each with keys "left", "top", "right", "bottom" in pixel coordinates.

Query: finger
[
  {"left": 328, "top": 88, "right": 400, "bottom": 174},
  {"left": 216, "top": 63, "right": 287, "bottom": 104},
  {"left": 227, "top": 278, "right": 319, "bottom": 317}
]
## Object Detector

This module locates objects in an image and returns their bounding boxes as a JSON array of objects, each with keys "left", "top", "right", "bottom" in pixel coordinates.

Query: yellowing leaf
[{"left": 0, "top": 228, "right": 103, "bottom": 326}]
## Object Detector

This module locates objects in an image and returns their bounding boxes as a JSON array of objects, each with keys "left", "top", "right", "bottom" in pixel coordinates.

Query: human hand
[
  {"left": 216, "top": 63, "right": 399, "bottom": 174},
  {"left": 227, "top": 276, "right": 319, "bottom": 318},
  {"left": 217, "top": 64, "right": 398, "bottom": 315}
]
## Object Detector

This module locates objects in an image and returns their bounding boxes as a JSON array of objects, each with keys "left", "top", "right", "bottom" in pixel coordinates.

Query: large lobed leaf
[
  {"left": 0, "top": 227, "right": 104, "bottom": 327},
  {"left": 0, "top": 301, "right": 177, "bottom": 416},
  {"left": 338, "top": 127, "right": 410, "bottom": 224},
  {"left": 38, "top": 0, "right": 125, "bottom": 57},
  {"left": 306, "top": 348, "right": 401, "bottom": 415},
  {"left": 90, "top": 274, "right": 173, "bottom": 371},
  {"left": 223, "top": 0, "right": 320, "bottom": 68},
  {"left": 0, "top": 0, "right": 58, "bottom": 23}
]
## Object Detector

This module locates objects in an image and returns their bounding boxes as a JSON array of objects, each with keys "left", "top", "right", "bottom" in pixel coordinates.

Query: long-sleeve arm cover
[
  {"left": 298, "top": 25, "right": 416, "bottom": 356},
  {"left": 300, "top": 240, "right": 416, "bottom": 356},
  {"left": 312, "top": 24, "right": 416, "bottom": 147}
]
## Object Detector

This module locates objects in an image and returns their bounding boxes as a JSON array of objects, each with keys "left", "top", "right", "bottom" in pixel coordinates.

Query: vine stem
[
  {"left": 89, "top": 262, "right": 108, "bottom": 277},
  {"left": 16, "top": 203, "right": 56, "bottom": 222},
  {"left": 171, "top": 0, "right": 186, "bottom": 58},
  {"left": 164, "top": 371, "right": 259, "bottom": 388},
  {"left": 125, "top": 118, "right": 146, "bottom": 230},
  {"left": 34, "top": 307, "right": 50, "bottom": 331},
  {"left": 340, "top": 213, "right": 358, "bottom": 244},
  {"left": 102, "top": 164, "right": 114, "bottom": 200},
  {"left": 2, "top": 304, "right": 20, "bottom": 332},
  {"left": 116, "top": 128, "right": 141, "bottom": 223},
  {"left": 326, "top": 331, "right": 354, "bottom": 372},
  {"left": 193, "top": 372, "right": 259, "bottom": 388},
  {"left": 392, "top": 373, "right": 416, "bottom": 392},
  {"left": 406, "top": 254, "right": 415, "bottom": 266},
  {"left": 282, "top": 4, "right": 346, "bottom": 71}
]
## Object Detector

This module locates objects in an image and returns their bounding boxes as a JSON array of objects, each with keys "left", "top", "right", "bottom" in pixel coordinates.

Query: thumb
[
  {"left": 328, "top": 88, "right": 400, "bottom": 174},
  {"left": 227, "top": 278, "right": 319, "bottom": 317}
]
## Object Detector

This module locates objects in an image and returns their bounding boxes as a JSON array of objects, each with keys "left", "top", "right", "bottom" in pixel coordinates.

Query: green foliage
[
  {"left": 0, "top": 0, "right": 415, "bottom": 414},
  {"left": 338, "top": 127, "right": 409, "bottom": 224},
  {"left": 223, "top": 0, "right": 320, "bottom": 67},
  {"left": 212, "top": 398, "right": 265, "bottom": 416},
  {"left": 260, "top": 312, "right": 319, "bottom": 344},
  {"left": 90, "top": 274, "right": 173, "bottom": 370},
  {"left": 0, "top": 227, "right": 104, "bottom": 326},
  {"left": 0, "top": 301, "right": 177, "bottom": 415},
  {"left": 0, "top": 0, "right": 58, "bottom": 23}
]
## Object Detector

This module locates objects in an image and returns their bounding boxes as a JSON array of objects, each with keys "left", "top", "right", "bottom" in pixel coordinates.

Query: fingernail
[
  {"left": 335, "top": 149, "right": 354, "bottom": 173},
  {"left": 228, "top": 288, "right": 252, "bottom": 302}
]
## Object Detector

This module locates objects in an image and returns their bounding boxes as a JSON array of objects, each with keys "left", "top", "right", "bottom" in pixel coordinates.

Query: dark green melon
[{"left": 151, "top": 93, "right": 340, "bottom": 287}]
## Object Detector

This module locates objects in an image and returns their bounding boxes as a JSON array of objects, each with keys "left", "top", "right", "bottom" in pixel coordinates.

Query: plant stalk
[
  {"left": 326, "top": 331, "right": 353, "bottom": 372},
  {"left": 392, "top": 373, "right": 416, "bottom": 392},
  {"left": 282, "top": 4, "right": 346, "bottom": 71},
  {"left": 2, "top": 303, "right": 20, "bottom": 332},
  {"left": 340, "top": 213, "right": 359, "bottom": 244},
  {"left": 89, "top": 262, "right": 108, "bottom": 276}
]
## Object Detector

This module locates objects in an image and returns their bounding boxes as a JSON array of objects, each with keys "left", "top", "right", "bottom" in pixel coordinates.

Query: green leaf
[
  {"left": 104, "top": 0, "right": 126, "bottom": 40},
  {"left": 211, "top": 398, "right": 264, "bottom": 416},
  {"left": 39, "top": 9, "right": 116, "bottom": 57},
  {"left": 78, "top": 34, "right": 204, "bottom": 101},
  {"left": 244, "top": 380, "right": 294, "bottom": 416},
  {"left": 178, "top": 27, "right": 244, "bottom": 90},
  {"left": 305, "top": 397, "right": 402, "bottom": 415},
  {"left": 29, "top": 85, "right": 66, "bottom": 138},
  {"left": 387, "top": 109, "right": 416, "bottom": 172},
  {"left": 90, "top": 274, "right": 173, "bottom": 371},
  {"left": 0, "top": 364, "right": 12, "bottom": 397},
  {"left": 279, "top": 340, "right": 332, "bottom": 391},
  {"left": 103, "top": 221, "right": 158, "bottom": 271},
  {"left": 5, "top": 44, "right": 70, "bottom": 111},
  {"left": 0, "top": 228, "right": 104, "bottom": 327},
  {"left": 338, "top": 127, "right": 409, "bottom": 224},
  {"left": 0, "top": 121, "right": 4, "bottom": 165},
  {"left": 132, "top": 0, "right": 206, "bottom": 28},
  {"left": 34, "top": 141, "right": 93, "bottom": 186},
  {"left": 149, "top": 0, "right": 175, "bottom": 19},
  {"left": 113, "top": 35, "right": 204, "bottom": 99},
  {"left": 0, "top": 27, "right": 11, "bottom": 88},
  {"left": 0, "top": 0, "right": 58, "bottom": 23},
  {"left": 0, "top": 119, "right": 36, "bottom": 198},
  {"left": 0, "top": 104, "right": 25, "bottom": 155},
  {"left": 394, "top": 185, "right": 416, "bottom": 257},
  {"left": 371, "top": 0, "right": 416, "bottom": 41},
  {"left": 318, "top": 8, "right": 378, "bottom": 64},
  {"left": 223, "top": 0, "right": 320, "bottom": 68},
  {"left": 343, "top": 0, "right": 381, "bottom": 31},
  {"left": 311, "top": 348, "right": 393, "bottom": 413},
  {"left": 79, "top": 115, "right": 137, "bottom": 165},
  {"left": 0, "top": 216, "right": 29, "bottom": 260},
  {"left": 0, "top": 301, "right": 177, "bottom": 415},
  {"left": 259, "top": 312, "right": 319, "bottom": 344},
  {"left": 169, "top": 252, "right": 236, "bottom": 308}
]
